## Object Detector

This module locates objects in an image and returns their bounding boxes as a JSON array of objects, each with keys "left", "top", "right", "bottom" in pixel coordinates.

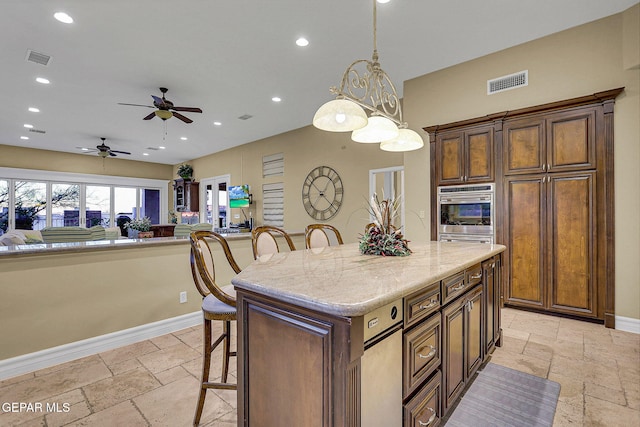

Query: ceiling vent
[
  {"left": 238, "top": 114, "right": 253, "bottom": 120},
  {"left": 25, "top": 49, "right": 52, "bottom": 66},
  {"left": 29, "top": 129, "right": 46, "bottom": 134},
  {"left": 145, "top": 147, "right": 160, "bottom": 151},
  {"left": 487, "top": 70, "right": 528, "bottom": 95}
]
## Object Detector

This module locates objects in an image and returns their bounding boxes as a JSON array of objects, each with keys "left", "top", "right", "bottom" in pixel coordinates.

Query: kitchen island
[{"left": 232, "top": 241, "right": 506, "bottom": 427}]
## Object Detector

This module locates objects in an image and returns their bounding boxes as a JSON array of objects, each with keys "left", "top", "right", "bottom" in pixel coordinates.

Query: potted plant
[
  {"left": 125, "top": 216, "right": 153, "bottom": 239},
  {"left": 177, "top": 164, "right": 193, "bottom": 181},
  {"left": 359, "top": 194, "right": 411, "bottom": 256}
]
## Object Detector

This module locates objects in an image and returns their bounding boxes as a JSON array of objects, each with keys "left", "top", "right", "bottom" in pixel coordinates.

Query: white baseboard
[
  {"left": 616, "top": 315, "right": 640, "bottom": 334},
  {"left": 0, "top": 311, "right": 202, "bottom": 381}
]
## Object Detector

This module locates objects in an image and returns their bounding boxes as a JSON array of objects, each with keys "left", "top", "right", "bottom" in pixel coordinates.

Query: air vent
[
  {"left": 28, "top": 129, "right": 46, "bottom": 134},
  {"left": 238, "top": 114, "right": 253, "bottom": 120},
  {"left": 145, "top": 147, "right": 160, "bottom": 151},
  {"left": 25, "top": 50, "right": 52, "bottom": 66},
  {"left": 487, "top": 70, "right": 528, "bottom": 95}
]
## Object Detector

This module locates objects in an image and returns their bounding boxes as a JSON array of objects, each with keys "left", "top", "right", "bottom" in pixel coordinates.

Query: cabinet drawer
[
  {"left": 404, "top": 282, "right": 441, "bottom": 328},
  {"left": 404, "top": 370, "right": 441, "bottom": 427},
  {"left": 442, "top": 271, "right": 466, "bottom": 304},
  {"left": 466, "top": 264, "right": 483, "bottom": 287},
  {"left": 404, "top": 314, "right": 441, "bottom": 397}
]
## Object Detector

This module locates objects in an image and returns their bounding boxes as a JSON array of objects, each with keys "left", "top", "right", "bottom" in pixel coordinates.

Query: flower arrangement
[
  {"left": 359, "top": 194, "right": 411, "bottom": 256},
  {"left": 124, "top": 216, "right": 152, "bottom": 232}
]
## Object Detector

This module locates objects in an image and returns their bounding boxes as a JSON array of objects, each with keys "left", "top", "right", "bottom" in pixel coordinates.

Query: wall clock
[{"left": 302, "top": 166, "right": 344, "bottom": 220}]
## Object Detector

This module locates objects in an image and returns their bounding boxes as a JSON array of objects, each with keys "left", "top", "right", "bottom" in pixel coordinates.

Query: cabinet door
[
  {"left": 465, "top": 286, "right": 484, "bottom": 380},
  {"left": 436, "top": 132, "right": 464, "bottom": 185},
  {"left": 548, "top": 172, "right": 597, "bottom": 317},
  {"left": 505, "top": 176, "right": 545, "bottom": 308},
  {"left": 441, "top": 299, "right": 465, "bottom": 412},
  {"left": 465, "top": 126, "right": 494, "bottom": 183},
  {"left": 546, "top": 108, "right": 596, "bottom": 172},
  {"left": 503, "top": 118, "right": 545, "bottom": 175}
]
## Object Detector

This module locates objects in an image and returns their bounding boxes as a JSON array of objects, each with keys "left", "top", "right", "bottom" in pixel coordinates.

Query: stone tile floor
[{"left": 0, "top": 308, "right": 638, "bottom": 426}]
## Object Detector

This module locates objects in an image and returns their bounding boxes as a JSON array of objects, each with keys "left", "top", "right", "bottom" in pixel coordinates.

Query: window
[{"left": 0, "top": 167, "right": 168, "bottom": 231}]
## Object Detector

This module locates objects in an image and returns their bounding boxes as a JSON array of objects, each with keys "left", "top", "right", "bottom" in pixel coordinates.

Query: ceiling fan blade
[
  {"left": 143, "top": 112, "right": 156, "bottom": 120},
  {"left": 118, "top": 103, "right": 155, "bottom": 109},
  {"left": 172, "top": 112, "right": 193, "bottom": 124},
  {"left": 109, "top": 152, "right": 117, "bottom": 157},
  {"left": 172, "top": 106, "right": 202, "bottom": 113},
  {"left": 110, "top": 150, "right": 131, "bottom": 155}
]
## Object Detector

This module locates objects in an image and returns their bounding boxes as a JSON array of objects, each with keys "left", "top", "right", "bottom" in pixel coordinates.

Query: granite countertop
[{"left": 232, "top": 241, "right": 506, "bottom": 317}]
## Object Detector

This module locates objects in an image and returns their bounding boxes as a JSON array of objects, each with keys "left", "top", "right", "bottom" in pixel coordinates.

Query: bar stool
[
  {"left": 304, "top": 224, "right": 344, "bottom": 249},
  {"left": 189, "top": 230, "right": 241, "bottom": 426},
  {"left": 251, "top": 225, "right": 296, "bottom": 259}
]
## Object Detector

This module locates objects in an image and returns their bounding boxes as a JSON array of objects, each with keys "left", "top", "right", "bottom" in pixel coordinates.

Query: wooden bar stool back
[
  {"left": 251, "top": 225, "right": 296, "bottom": 259},
  {"left": 304, "top": 224, "right": 344, "bottom": 249},
  {"left": 189, "top": 230, "right": 241, "bottom": 426}
]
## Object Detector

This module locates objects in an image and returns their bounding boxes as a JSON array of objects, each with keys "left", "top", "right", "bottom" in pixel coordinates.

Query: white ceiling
[{"left": 1, "top": 0, "right": 637, "bottom": 165}]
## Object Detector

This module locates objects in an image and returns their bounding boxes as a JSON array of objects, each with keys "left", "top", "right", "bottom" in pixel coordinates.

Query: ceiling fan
[
  {"left": 80, "top": 138, "right": 131, "bottom": 158},
  {"left": 118, "top": 87, "right": 203, "bottom": 123}
]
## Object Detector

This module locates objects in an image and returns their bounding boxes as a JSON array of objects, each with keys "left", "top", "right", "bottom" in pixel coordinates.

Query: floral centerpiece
[
  {"left": 359, "top": 194, "right": 411, "bottom": 256},
  {"left": 125, "top": 216, "right": 153, "bottom": 238}
]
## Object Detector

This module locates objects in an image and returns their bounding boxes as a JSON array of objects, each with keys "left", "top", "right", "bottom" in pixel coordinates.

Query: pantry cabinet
[
  {"left": 425, "top": 87, "right": 622, "bottom": 327},
  {"left": 173, "top": 179, "right": 199, "bottom": 212}
]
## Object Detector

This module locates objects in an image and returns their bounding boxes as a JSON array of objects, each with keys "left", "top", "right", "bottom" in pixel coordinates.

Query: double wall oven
[{"left": 437, "top": 183, "right": 495, "bottom": 244}]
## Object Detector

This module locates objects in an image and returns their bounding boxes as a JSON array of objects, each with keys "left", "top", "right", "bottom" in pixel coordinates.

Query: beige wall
[
  {"left": 0, "top": 145, "right": 173, "bottom": 180},
  {"left": 403, "top": 5, "right": 640, "bottom": 320},
  {"left": 178, "top": 125, "right": 403, "bottom": 244}
]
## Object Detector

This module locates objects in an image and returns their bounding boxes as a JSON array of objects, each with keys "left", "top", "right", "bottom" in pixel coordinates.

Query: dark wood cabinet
[
  {"left": 505, "top": 171, "right": 597, "bottom": 318},
  {"left": 173, "top": 179, "right": 199, "bottom": 212},
  {"left": 441, "top": 284, "right": 484, "bottom": 412},
  {"left": 426, "top": 88, "right": 622, "bottom": 327},
  {"left": 504, "top": 108, "right": 597, "bottom": 175},
  {"left": 483, "top": 256, "right": 501, "bottom": 355},
  {"left": 435, "top": 125, "right": 494, "bottom": 186}
]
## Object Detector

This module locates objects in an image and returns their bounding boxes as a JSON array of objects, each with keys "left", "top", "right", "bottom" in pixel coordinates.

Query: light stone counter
[{"left": 232, "top": 241, "right": 506, "bottom": 317}]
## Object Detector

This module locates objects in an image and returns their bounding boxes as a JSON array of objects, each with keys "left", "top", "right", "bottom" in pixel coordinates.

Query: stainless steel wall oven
[{"left": 437, "top": 183, "right": 495, "bottom": 244}]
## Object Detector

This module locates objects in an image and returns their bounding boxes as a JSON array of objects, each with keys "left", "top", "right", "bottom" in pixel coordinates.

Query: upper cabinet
[
  {"left": 503, "top": 107, "right": 596, "bottom": 175},
  {"left": 173, "top": 179, "right": 199, "bottom": 212},
  {"left": 435, "top": 124, "right": 494, "bottom": 186}
]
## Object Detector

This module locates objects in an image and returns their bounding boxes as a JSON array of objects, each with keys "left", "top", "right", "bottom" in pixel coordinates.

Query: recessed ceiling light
[
  {"left": 377, "top": 0, "right": 391, "bottom": 4},
  {"left": 296, "top": 37, "right": 309, "bottom": 47},
  {"left": 159, "top": 146, "right": 166, "bottom": 150},
  {"left": 20, "top": 136, "right": 29, "bottom": 140},
  {"left": 272, "top": 97, "right": 282, "bottom": 102},
  {"left": 54, "top": 12, "right": 74, "bottom": 24},
  {"left": 143, "top": 153, "right": 149, "bottom": 156},
  {"left": 180, "top": 137, "right": 188, "bottom": 141},
  {"left": 35, "top": 77, "right": 50, "bottom": 84},
  {"left": 28, "top": 107, "right": 40, "bottom": 113},
  {"left": 23, "top": 124, "right": 33, "bottom": 128},
  {"left": 213, "top": 121, "right": 222, "bottom": 126},
  {"left": 81, "top": 147, "right": 89, "bottom": 151}
]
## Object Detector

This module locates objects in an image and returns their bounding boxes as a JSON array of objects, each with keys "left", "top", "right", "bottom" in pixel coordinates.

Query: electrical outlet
[
  {"left": 234, "top": 214, "right": 240, "bottom": 219},
  {"left": 179, "top": 291, "right": 187, "bottom": 304}
]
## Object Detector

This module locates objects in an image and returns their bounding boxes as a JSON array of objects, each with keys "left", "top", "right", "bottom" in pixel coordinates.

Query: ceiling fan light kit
[
  {"left": 312, "top": 0, "right": 423, "bottom": 152},
  {"left": 119, "top": 87, "right": 202, "bottom": 124}
]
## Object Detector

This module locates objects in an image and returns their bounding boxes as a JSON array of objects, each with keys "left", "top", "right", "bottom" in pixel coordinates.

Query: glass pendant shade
[
  {"left": 351, "top": 116, "right": 399, "bottom": 143},
  {"left": 380, "top": 128, "right": 425, "bottom": 152},
  {"left": 313, "top": 99, "right": 368, "bottom": 132}
]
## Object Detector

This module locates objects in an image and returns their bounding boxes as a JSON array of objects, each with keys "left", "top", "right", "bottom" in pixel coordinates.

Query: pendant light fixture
[{"left": 312, "top": 0, "right": 423, "bottom": 152}]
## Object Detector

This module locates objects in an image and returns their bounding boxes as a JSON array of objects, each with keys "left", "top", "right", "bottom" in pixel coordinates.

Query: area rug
[{"left": 444, "top": 363, "right": 561, "bottom": 427}]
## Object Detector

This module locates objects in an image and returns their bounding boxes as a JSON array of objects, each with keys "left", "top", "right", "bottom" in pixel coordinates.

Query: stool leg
[
  {"left": 194, "top": 317, "right": 212, "bottom": 426},
  {"left": 221, "top": 320, "right": 231, "bottom": 383}
]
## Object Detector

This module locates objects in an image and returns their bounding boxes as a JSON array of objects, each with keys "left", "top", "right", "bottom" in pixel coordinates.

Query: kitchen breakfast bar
[{"left": 232, "top": 241, "right": 506, "bottom": 427}]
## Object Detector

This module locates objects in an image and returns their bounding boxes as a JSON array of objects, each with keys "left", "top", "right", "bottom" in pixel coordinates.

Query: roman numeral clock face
[{"left": 301, "top": 166, "right": 343, "bottom": 220}]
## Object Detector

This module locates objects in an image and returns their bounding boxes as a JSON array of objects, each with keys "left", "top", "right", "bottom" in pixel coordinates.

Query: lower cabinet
[
  {"left": 403, "top": 371, "right": 442, "bottom": 427},
  {"left": 441, "top": 284, "right": 483, "bottom": 411}
]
